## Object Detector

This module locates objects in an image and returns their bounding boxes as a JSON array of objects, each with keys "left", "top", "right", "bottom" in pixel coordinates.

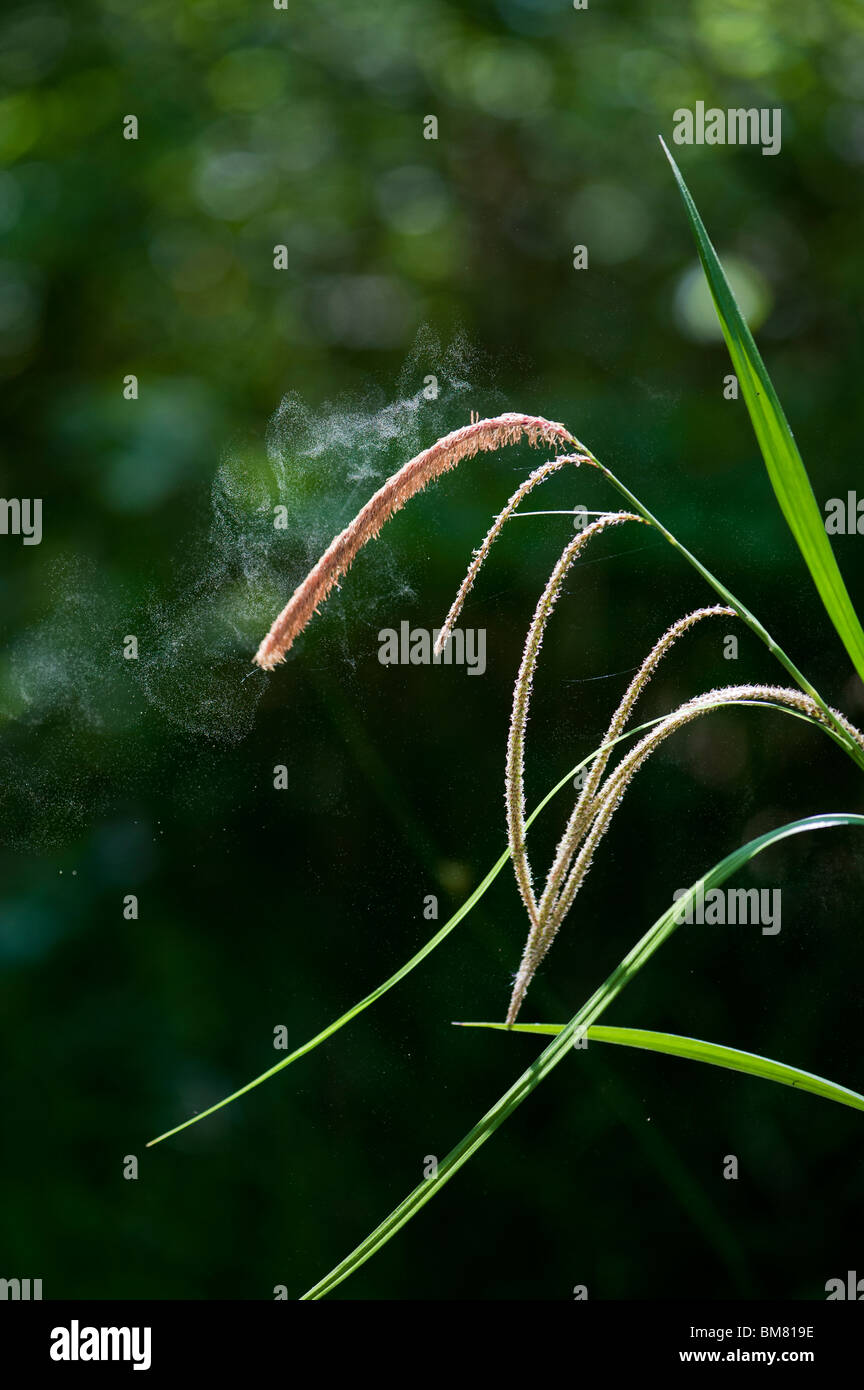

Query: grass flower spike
[{"left": 254, "top": 413, "right": 575, "bottom": 670}]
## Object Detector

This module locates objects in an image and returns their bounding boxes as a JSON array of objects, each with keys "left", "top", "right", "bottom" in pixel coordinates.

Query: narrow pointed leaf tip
[
  {"left": 454, "top": 1023, "right": 864, "bottom": 1115},
  {"left": 660, "top": 138, "right": 864, "bottom": 686}
]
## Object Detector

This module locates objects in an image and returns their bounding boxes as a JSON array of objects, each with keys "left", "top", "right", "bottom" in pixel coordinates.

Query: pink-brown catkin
[{"left": 253, "top": 413, "right": 575, "bottom": 670}]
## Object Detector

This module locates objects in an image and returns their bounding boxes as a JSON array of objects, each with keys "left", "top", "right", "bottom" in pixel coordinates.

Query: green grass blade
[
  {"left": 454, "top": 1023, "right": 864, "bottom": 1114},
  {"left": 661, "top": 136, "right": 864, "bottom": 688},
  {"left": 145, "top": 715, "right": 662, "bottom": 1146},
  {"left": 300, "top": 812, "right": 864, "bottom": 1299},
  {"left": 147, "top": 699, "right": 826, "bottom": 1147}
]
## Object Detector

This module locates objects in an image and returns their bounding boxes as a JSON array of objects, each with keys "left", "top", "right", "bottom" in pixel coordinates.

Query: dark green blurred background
[{"left": 2, "top": 0, "right": 864, "bottom": 1300}]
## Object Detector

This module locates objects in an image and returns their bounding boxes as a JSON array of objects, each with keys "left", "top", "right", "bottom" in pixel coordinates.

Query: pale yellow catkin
[
  {"left": 537, "top": 606, "right": 736, "bottom": 928},
  {"left": 505, "top": 682, "right": 864, "bottom": 1023},
  {"left": 504, "top": 512, "right": 645, "bottom": 932},
  {"left": 434, "top": 452, "right": 591, "bottom": 657}
]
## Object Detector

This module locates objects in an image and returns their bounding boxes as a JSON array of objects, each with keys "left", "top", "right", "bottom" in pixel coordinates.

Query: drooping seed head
[{"left": 254, "top": 414, "right": 576, "bottom": 670}]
